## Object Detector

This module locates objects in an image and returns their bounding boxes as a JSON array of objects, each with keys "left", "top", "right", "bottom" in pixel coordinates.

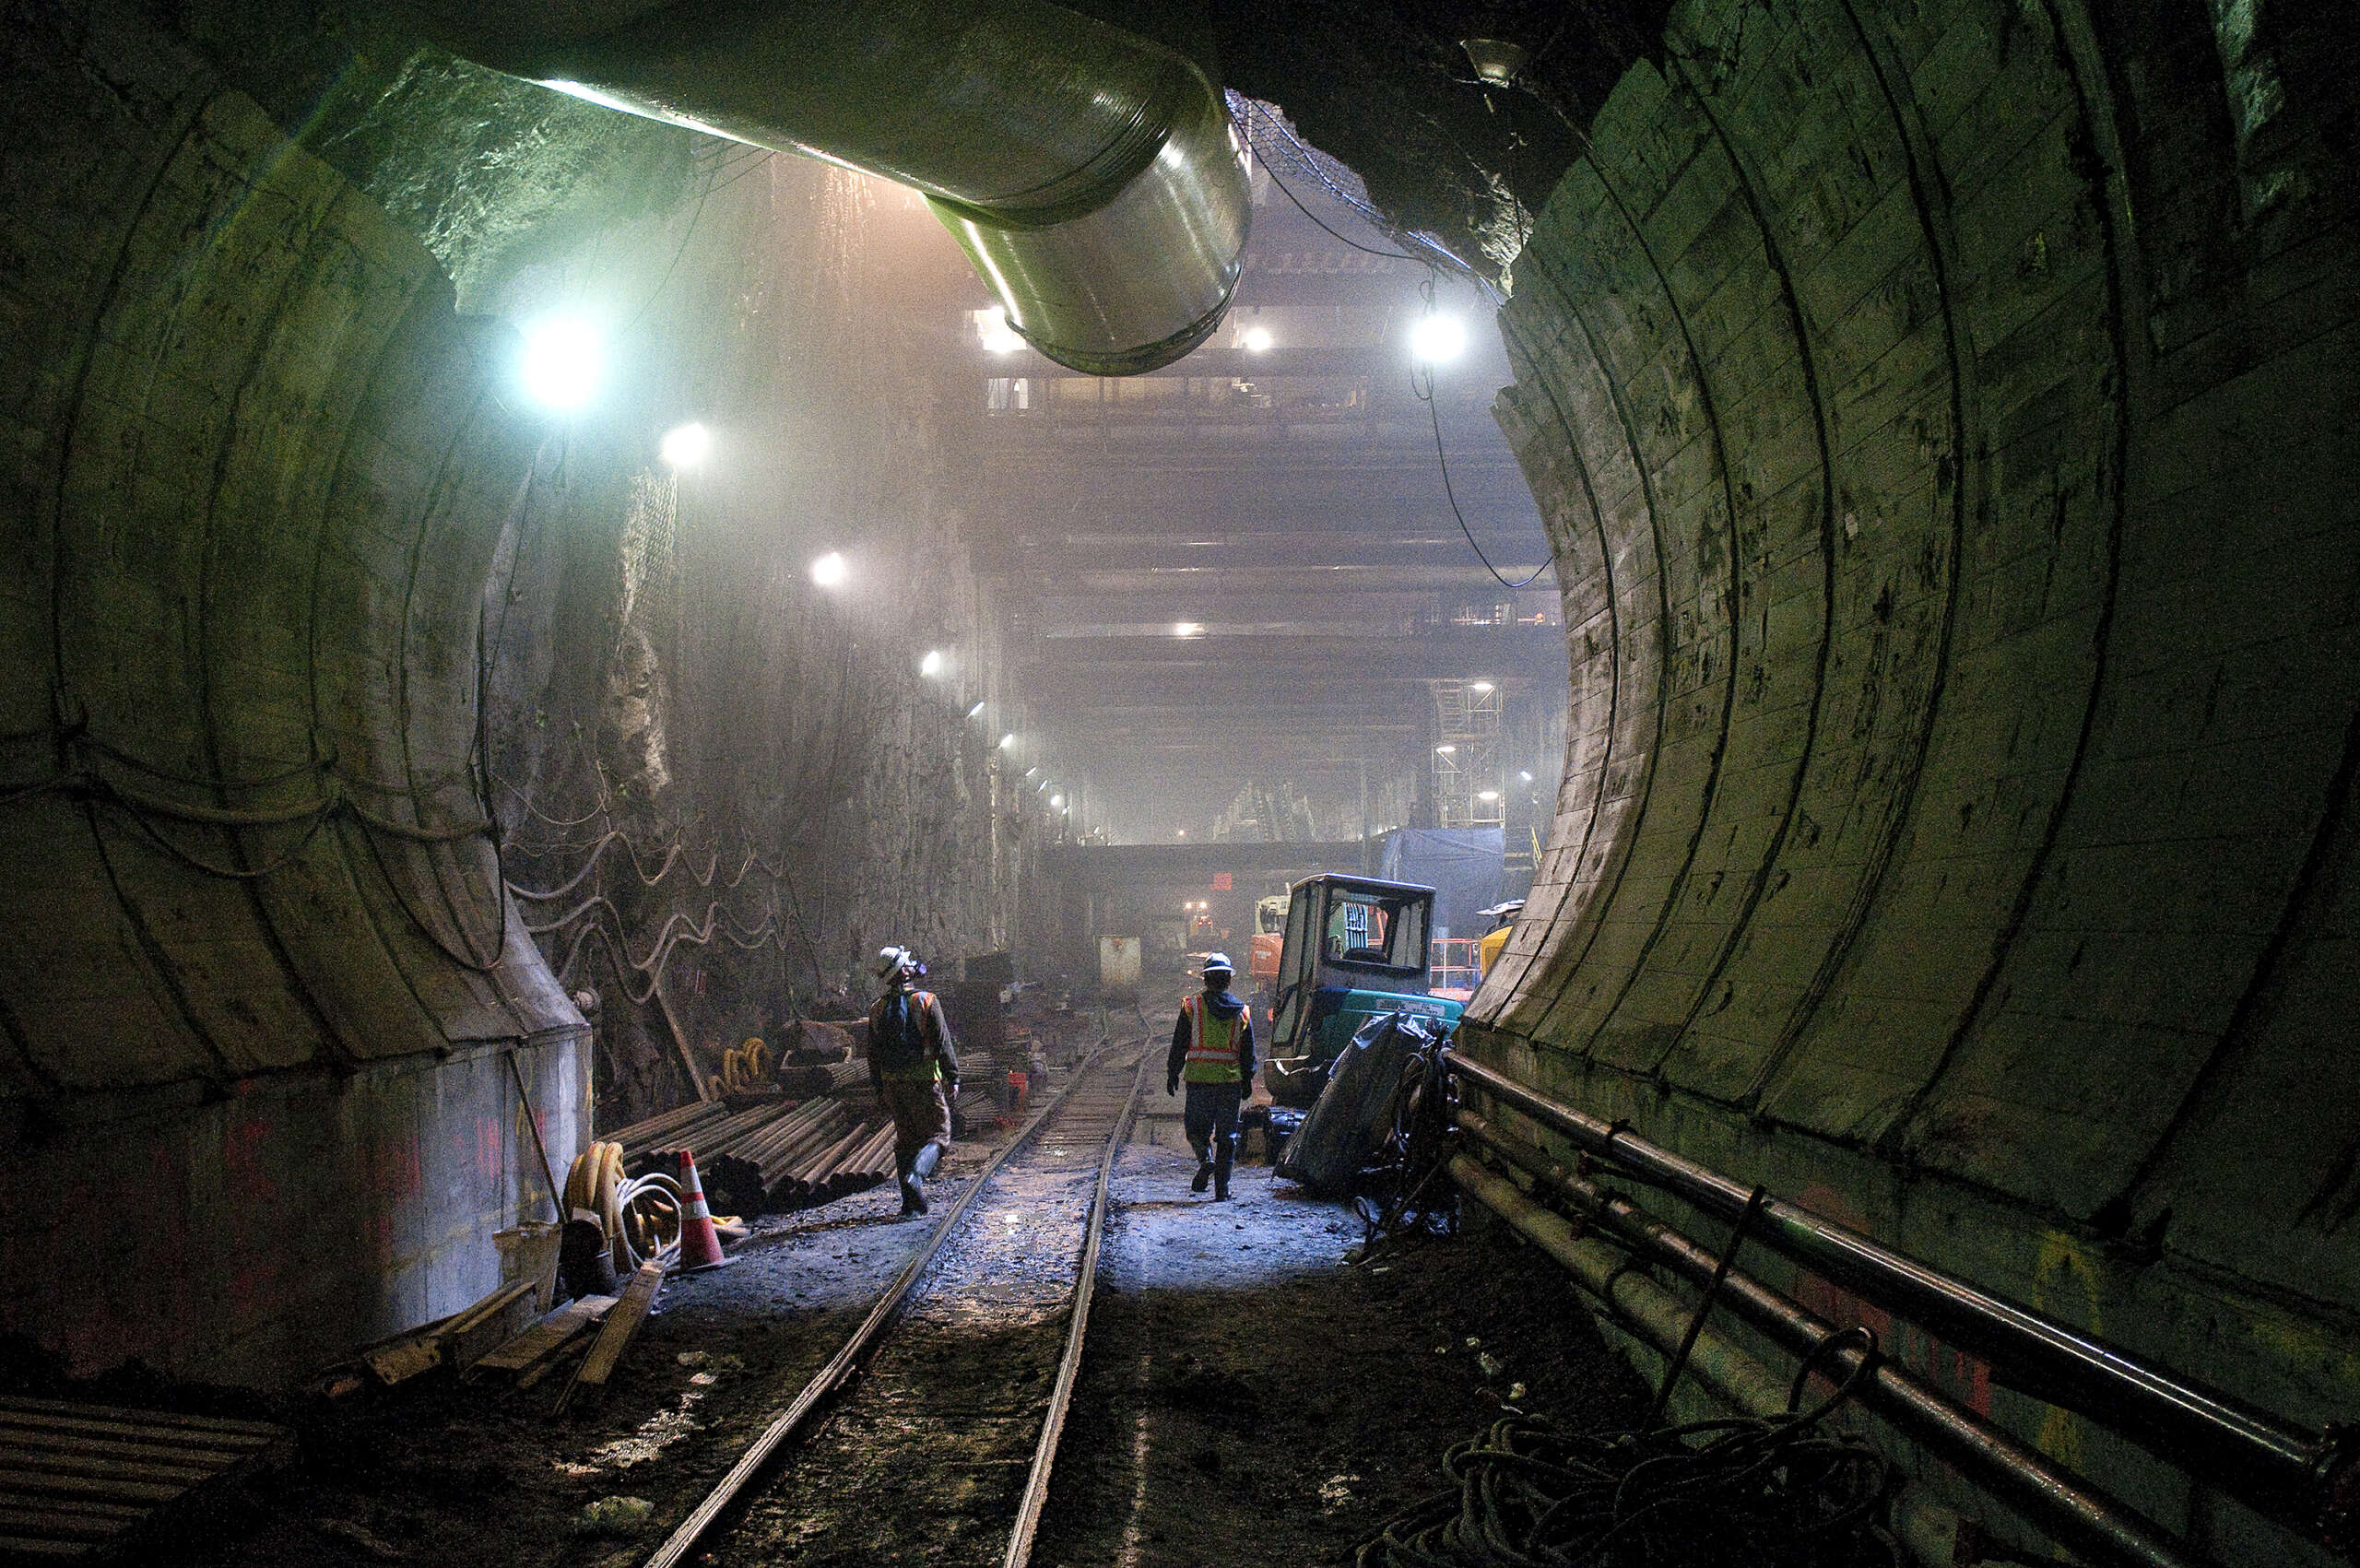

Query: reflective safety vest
[{"left": 1181, "top": 994, "right": 1246, "bottom": 1083}]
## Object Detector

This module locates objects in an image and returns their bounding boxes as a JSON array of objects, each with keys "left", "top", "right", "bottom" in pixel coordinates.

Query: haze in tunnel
[{"left": 1, "top": 3, "right": 2356, "bottom": 1564}]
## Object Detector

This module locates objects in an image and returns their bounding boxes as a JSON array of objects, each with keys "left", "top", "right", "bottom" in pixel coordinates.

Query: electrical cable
[
  {"left": 1358, "top": 1392, "right": 1895, "bottom": 1567},
  {"left": 1410, "top": 272, "right": 1552, "bottom": 591},
  {"left": 1257, "top": 158, "right": 1418, "bottom": 262}
]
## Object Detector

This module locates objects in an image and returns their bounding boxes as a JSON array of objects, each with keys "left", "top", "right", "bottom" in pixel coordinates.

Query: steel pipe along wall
[
  {"left": 1462, "top": 0, "right": 2357, "bottom": 1561},
  {"left": 0, "top": 16, "right": 583, "bottom": 1382}
]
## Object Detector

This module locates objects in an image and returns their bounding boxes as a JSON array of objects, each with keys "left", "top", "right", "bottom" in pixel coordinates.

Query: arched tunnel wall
[
  {"left": 0, "top": 6, "right": 1031, "bottom": 1385},
  {"left": 1461, "top": 0, "right": 2356, "bottom": 1554},
  {"left": 0, "top": 17, "right": 584, "bottom": 1379}
]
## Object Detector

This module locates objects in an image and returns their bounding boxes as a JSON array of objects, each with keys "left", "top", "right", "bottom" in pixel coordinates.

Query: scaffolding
[{"left": 1429, "top": 679, "right": 1504, "bottom": 829}]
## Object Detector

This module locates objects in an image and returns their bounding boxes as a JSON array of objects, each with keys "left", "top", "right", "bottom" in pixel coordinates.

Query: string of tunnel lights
[{"left": 511, "top": 316, "right": 1088, "bottom": 836}]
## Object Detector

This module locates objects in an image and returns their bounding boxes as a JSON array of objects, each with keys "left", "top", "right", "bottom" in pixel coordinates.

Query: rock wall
[{"left": 1466, "top": 0, "right": 2358, "bottom": 1559}]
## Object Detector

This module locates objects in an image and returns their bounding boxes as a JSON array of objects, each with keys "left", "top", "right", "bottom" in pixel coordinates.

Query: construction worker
[
  {"left": 1166, "top": 953, "right": 1256, "bottom": 1201},
  {"left": 867, "top": 946, "right": 960, "bottom": 1215}
]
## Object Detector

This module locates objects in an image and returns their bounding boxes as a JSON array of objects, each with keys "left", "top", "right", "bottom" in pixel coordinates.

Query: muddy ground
[{"left": 119, "top": 1089, "right": 1642, "bottom": 1568}]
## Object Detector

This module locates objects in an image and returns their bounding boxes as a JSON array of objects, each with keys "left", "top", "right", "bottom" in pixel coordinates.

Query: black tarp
[
  {"left": 1274, "top": 1009, "right": 1442, "bottom": 1194},
  {"left": 1377, "top": 828, "right": 1503, "bottom": 940}
]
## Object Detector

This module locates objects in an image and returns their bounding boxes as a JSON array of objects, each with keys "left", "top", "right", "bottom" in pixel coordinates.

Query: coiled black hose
[{"left": 1359, "top": 1392, "right": 1896, "bottom": 1568}]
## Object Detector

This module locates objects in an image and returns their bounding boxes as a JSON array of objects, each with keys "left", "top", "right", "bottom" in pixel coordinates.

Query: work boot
[
  {"left": 901, "top": 1142, "right": 938, "bottom": 1215},
  {"left": 1190, "top": 1144, "right": 1213, "bottom": 1193},
  {"left": 1212, "top": 1143, "right": 1233, "bottom": 1202}
]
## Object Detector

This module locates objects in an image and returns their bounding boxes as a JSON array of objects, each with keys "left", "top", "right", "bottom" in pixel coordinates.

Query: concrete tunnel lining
[{"left": 1, "top": 0, "right": 2357, "bottom": 1561}]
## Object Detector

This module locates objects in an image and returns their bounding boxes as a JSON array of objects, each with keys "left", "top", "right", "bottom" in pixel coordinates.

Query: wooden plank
[
  {"left": 465, "top": 1294, "right": 617, "bottom": 1381},
  {"left": 0, "top": 1410, "right": 271, "bottom": 1455},
  {"left": 441, "top": 1278, "right": 537, "bottom": 1338},
  {"left": 0, "top": 1505, "right": 131, "bottom": 1539},
  {"left": 360, "top": 1336, "right": 442, "bottom": 1386},
  {"left": 0, "top": 1448, "right": 213, "bottom": 1487},
  {"left": 0, "top": 1468, "right": 182, "bottom": 1505},
  {"left": 513, "top": 1338, "right": 588, "bottom": 1392},
  {"left": 0, "top": 1435, "right": 218, "bottom": 1473},
  {"left": 0, "top": 1399, "right": 281, "bottom": 1439},
  {"left": 655, "top": 977, "right": 717, "bottom": 1102},
  {"left": 0, "top": 1534, "right": 91, "bottom": 1556},
  {"left": 0, "top": 1494, "right": 146, "bottom": 1521},
  {"left": 444, "top": 1279, "right": 542, "bottom": 1373},
  {"left": 0, "top": 1431, "right": 240, "bottom": 1471},
  {"left": 557, "top": 1261, "right": 664, "bottom": 1415}
]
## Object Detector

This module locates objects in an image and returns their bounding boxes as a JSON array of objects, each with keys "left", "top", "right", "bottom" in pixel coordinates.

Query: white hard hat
[
  {"left": 874, "top": 945, "right": 917, "bottom": 979},
  {"left": 1199, "top": 952, "right": 1234, "bottom": 978}
]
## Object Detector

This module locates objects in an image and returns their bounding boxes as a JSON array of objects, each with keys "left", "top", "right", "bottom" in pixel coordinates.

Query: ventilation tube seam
[{"left": 397, "top": 0, "right": 1250, "bottom": 375}]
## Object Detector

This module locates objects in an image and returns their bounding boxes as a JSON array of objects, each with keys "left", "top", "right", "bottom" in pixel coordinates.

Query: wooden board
[
  {"left": 442, "top": 1279, "right": 542, "bottom": 1373},
  {"left": 360, "top": 1336, "right": 443, "bottom": 1386},
  {"left": 465, "top": 1295, "right": 618, "bottom": 1382},
  {"left": 558, "top": 1260, "right": 664, "bottom": 1415}
]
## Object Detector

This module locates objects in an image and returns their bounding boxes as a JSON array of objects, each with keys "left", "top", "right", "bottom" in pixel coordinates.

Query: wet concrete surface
[{"left": 145, "top": 1067, "right": 1642, "bottom": 1568}]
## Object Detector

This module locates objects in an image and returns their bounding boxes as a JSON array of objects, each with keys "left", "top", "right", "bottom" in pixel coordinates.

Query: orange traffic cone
[{"left": 673, "top": 1149, "right": 736, "bottom": 1273}]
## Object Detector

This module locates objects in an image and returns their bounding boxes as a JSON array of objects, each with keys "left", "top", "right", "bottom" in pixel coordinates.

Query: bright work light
[
  {"left": 809, "top": 551, "right": 848, "bottom": 588},
  {"left": 1410, "top": 313, "right": 1467, "bottom": 362},
  {"left": 659, "top": 422, "right": 711, "bottom": 468},
  {"left": 519, "top": 316, "right": 604, "bottom": 411},
  {"left": 920, "top": 650, "right": 945, "bottom": 677},
  {"left": 976, "top": 306, "right": 1022, "bottom": 354}
]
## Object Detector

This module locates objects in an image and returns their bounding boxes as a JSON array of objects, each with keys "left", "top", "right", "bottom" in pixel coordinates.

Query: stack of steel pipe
[
  {"left": 774, "top": 1056, "right": 865, "bottom": 1099},
  {"left": 769, "top": 1118, "right": 897, "bottom": 1206},
  {"left": 607, "top": 1100, "right": 734, "bottom": 1169},
  {"left": 951, "top": 1085, "right": 996, "bottom": 1138},
  {"left": 636, "top": 1101, "right": 795, "bottom": 1178},
  {"left": 714, "top": 1100, "right": 857, "bottom": 1212}
]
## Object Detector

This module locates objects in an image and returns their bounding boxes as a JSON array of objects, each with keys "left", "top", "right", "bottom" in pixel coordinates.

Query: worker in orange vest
[
  {"left": 867, "top": 945, "right": 960, "bottom": 1215},
  {"left": 1165, "top": 953, "right": 1256, "bottom": 1201}
]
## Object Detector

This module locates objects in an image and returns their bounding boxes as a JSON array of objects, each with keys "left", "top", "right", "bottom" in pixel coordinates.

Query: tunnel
[{"left": 1, "top": 0, "right": 2355, "bottom": 1563}]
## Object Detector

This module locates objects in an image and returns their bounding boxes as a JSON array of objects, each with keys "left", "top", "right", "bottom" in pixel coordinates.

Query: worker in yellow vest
[
  {"left": 867, "top": 945, "right": 960, "bottom": 1215},
  {"left": 1164, "top": 953, "right": 1256, "bottom": 1201}
]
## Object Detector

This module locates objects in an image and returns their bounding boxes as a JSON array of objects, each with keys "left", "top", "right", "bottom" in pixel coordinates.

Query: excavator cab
[{"left": 1263, "top": 874, "right": 1462, "bottom": 1106}]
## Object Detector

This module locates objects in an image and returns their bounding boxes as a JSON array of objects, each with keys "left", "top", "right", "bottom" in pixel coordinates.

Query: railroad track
[{"left": 643, "top": 1041, "right": 1150, "bottom": 1568}]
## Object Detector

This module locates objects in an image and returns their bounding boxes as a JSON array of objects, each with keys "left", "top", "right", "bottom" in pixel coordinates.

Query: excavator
[
  {"left": 1245, "top": 892, "right": 1289, "bottom": 1010},
  {"left": 1261, "top": 873, "right": 1463, "bottom": 1106}
]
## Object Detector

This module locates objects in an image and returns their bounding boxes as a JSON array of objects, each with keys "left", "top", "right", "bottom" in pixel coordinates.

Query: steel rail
[
  {"left": 642, "top": 1039, "right": 1141, "bottom": 1568},
  {"left": 1446, "top": 1051, "right": 2357, "bottom": 1548},
  {"left": 1457, "top": 1110, "right": 2211, "bottom": 1568},
  {"left": 1002, "top": 1052, "right": 1150, "bottom": 1568}
]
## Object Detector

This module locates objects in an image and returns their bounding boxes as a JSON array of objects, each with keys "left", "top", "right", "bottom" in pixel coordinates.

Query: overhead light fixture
[
  {"left": 1410, "top": 313, "right": 1469, "bottom": 363},
  {"left": 1460, "top": 37, "right": 1528, "bottom": 87},
  {"left": 1050, "top": 795, "right": 1065, "bottom": 808},
  {"left": 1435, "top": 744, "right": 1457, "bottom": 755},
  {"left": 518, "top": 315, "right": 604, "bottom": 411},
  {"left": 1519, "top": 770, "right": 1535, "bottom": 783},
  {"left": 659, "top": 421, "right": 712, "bottom": 468},
  {"left": 1241, "top": 325, "right": 1272, "bottom": 353},
  {"left": 1176, "top": 828, "right": 1187, "bottom": 838},
  {"left": 1469, "top": 679, "right": 1495, "bottom": 692},
  {"left": 809, "top": 551, "right": 848, "bottom": 588},
  {"left": 975, "top": 305, "right": 1023, "bottom": 354},
  {"left": 920, "top": 649, "right": 945, "bottom": 677},
  {"left": 998, "top": 733, "right": 1017, "bottom": 749},
  {"left": 1023, "top": 766, "right": 1039, "bottom": 778},
  {"left": 1478, "top": 789, "right": 1502, "bottom": 802},
  {"left": 1173, "top": 620, "right": 1205, "bottom": 638},
  {"left": 968, "top": 701, "right": 987, "bottom": 718}
]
